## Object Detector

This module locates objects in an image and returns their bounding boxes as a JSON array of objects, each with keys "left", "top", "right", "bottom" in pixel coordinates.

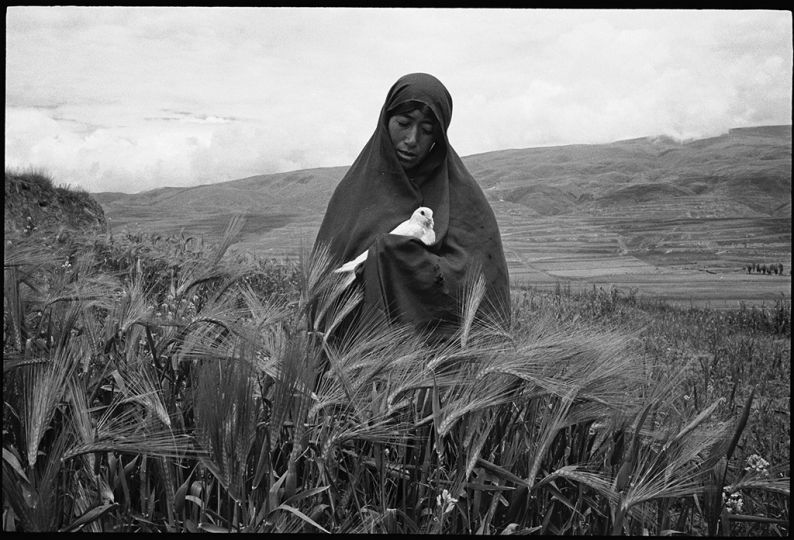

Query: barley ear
[{"left": 459, "top": 268, "right": 486, "bottom": 347}]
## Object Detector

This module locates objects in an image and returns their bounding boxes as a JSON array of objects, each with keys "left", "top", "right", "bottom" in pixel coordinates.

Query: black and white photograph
[{"left": 4, "top": 6, "right": 791, "bottom": 535}]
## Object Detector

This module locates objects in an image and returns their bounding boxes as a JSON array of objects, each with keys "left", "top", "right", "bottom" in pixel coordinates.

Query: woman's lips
[{"left": 397, "top": 150, "right": 416, "bottom": 161}]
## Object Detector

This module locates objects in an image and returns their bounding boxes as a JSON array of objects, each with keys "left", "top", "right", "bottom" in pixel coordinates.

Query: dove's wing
[
  {"left": 334, "top": 250, "right": 369, "bottom": 273},
  {"left": 389, "top": 218, "right": 425, "bottom": 239}
]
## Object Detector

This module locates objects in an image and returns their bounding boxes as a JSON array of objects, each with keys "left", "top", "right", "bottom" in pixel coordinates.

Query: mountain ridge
[{"left": 96, "top": 125, "right": 791, "bottom": 216}]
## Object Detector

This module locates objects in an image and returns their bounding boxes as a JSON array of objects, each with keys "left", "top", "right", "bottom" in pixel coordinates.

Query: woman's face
[{"left": 387, "top": 109, "right": 437, "bottom": 170}]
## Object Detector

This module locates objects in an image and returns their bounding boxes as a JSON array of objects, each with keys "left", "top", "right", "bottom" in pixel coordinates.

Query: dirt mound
[{"left": 5, "top": 170, "right": 107, "bottom": 236}]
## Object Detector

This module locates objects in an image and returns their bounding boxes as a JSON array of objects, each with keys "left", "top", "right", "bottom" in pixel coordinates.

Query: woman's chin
[{"left": 398, "top": 156, "right": 420, "bottom": 169}]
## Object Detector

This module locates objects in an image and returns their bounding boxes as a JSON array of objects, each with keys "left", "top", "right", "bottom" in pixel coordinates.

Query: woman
[{"left": 314, "top": 73, "right": 510, "bottom": 338}]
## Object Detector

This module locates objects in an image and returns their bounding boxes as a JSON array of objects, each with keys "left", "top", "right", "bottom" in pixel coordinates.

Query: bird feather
[{"left": 334, "top": 206, "right": 436, "bottom": 275}]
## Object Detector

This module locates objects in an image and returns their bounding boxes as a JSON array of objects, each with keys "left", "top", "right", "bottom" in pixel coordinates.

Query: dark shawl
[{"left": 314, "top": 73, "right": 510, "bottom": 335}]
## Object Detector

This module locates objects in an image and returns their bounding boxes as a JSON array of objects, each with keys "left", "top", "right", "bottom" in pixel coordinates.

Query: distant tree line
[{"left": 746, "top": 262, "right": 785, "bottom": 275}]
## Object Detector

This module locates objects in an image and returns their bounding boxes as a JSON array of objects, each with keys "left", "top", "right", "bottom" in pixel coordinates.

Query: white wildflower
[
  {"left": 722, "top": 489, "right": 744, "bottom": 514},
  {"left": 588, "top": 422, "right": 606, "bottom": 436},
  {"left": 744, "top": 454, "right": 770, "bottom": 477},
  {"left": 436, "top": 489, "right": 458, "bottom": 514}
]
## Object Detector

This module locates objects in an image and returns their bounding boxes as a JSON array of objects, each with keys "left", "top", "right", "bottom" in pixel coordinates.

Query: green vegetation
[{"left": 3, "top": 217, "right": 789, "bottom": 534}]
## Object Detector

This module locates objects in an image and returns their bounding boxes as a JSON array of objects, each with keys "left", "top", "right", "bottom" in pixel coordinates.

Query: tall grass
[{"left": 2, "top": 220, "right": 789, "bottom": 534}]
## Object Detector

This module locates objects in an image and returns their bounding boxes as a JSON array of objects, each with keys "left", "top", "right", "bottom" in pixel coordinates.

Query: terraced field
[
  {"left": 204, "top": 203, "right": 792, "bottom": 309},
  {"left": 492, "top": 197, "right": 790, "bottom": 307}
]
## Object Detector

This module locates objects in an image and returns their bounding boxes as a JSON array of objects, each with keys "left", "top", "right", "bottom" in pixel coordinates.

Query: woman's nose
[{"left": 404, "top": 127, "right": 417, "bottom": 145}]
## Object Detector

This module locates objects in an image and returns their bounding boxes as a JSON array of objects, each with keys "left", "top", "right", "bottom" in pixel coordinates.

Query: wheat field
[{"left": 2, "top": 207, "right": 789, "bottom": 534}]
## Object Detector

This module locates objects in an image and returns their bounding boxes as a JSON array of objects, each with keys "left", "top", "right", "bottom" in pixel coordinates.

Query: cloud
[
  {"left": 4, "top": 103, "right": 362, "bottom": 193},
  {"left": 452, "top": 10, "right": 792, "bottom": 152},
  {"left": 6, "top": 107, "right": 216, "bottom": 192},
  {"left": 144, "top": 111, "right": 243, "bottom": 124},
  {"left": 4, "top": 8, "right": 792, "bottom": 193}
]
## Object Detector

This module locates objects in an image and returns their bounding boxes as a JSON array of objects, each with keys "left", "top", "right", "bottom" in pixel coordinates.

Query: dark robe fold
[{"left": 313, "top": 73, "right": 510, "bottom": 336}]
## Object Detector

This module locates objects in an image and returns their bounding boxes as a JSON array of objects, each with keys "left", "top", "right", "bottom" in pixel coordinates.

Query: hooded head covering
[{"left": 314, "top": 73, "right": 510, "bottom": 335}]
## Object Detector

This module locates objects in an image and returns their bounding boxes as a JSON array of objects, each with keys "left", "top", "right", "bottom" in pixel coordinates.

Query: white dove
[{"left": 334, "top": 206, "right": 436, "bottom": 275}]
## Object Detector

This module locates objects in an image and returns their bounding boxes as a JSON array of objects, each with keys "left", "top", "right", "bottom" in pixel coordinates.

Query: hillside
[
  {"left": 97, "top": 125, "right": 791, "bottom": 225},
  {"left": 463, "top": 125, "right": 791, "bottom": 219},
  {"left": 94, "top": 125, "right": 791, "bottom": 306},
  {"left": 5, "top": 170, "right": 106, "bottom": 236}
]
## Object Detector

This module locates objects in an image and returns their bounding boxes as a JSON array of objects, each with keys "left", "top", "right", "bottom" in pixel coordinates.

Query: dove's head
[{"left": 414, "top": 207, "right": 434, "bottom": 229}]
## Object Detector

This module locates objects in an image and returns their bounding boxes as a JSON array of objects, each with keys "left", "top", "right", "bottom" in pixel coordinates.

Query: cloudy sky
[{"left": 5, "top": 7, "right": 792, "bottom": 194}]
